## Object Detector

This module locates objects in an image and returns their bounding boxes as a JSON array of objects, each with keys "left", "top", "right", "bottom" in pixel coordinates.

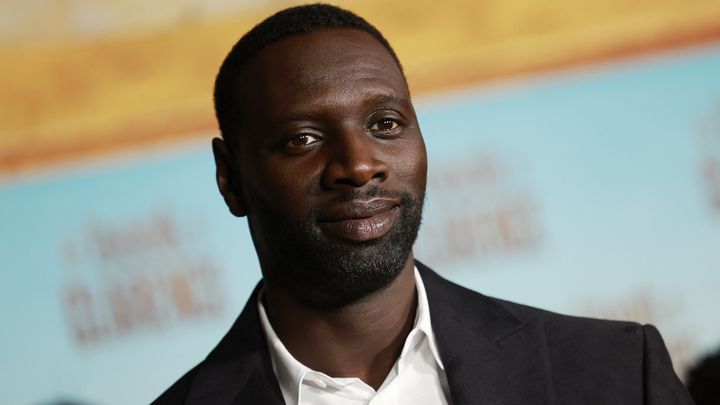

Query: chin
[{"left": 252, "top": 189, "right": 424, "bottom": 309}]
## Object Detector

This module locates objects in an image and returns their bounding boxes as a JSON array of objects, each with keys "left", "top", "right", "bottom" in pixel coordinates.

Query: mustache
[
  {"left": 310, "top": 186, "right": 422, "bottom": 223},
  {"left": 319, "top": 186, "right": 410, "bottom": 207}
]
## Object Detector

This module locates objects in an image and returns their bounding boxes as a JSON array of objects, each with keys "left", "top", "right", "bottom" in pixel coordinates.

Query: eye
[
  {"left": 286, "top": 133, "right": 321, "bottom": 149},
  {"left": 369, "top": 118, "right": 400, "bottom": 133}
]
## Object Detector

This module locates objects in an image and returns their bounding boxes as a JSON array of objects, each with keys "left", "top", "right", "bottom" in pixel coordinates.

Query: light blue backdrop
[{"left": 2, "top": 45, "right": 719, "bottom": 404}]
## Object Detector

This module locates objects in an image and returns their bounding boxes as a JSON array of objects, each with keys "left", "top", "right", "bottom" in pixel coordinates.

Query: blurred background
[{"left": 1, "top": 0, "right": 719, "bottom": 403}]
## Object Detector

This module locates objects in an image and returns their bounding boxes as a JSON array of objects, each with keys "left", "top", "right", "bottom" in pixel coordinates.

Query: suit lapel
[
  {"left": 418, "top": 262, "right": 552, "bottom": 405},
  {"left": 186, "top": 283, "right": 285, "bottom": 405}
]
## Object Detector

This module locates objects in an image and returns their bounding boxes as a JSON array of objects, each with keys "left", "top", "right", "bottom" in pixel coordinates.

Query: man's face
[{"left": 222, "top": 28, "right": 427, "bottom": 308}]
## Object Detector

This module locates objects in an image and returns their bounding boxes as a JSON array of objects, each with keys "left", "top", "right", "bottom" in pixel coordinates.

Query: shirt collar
[
  {"left": 409, "top": 266, "right": 445, "bottom": 370},
  {"left": 257, "top": 266, "right": 445, "bottom": 404},
  {"left": 257, "top": 291, "right": 308, "bottom": 405}
]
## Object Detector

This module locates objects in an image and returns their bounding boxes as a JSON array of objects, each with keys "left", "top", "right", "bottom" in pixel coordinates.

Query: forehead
[{"left": 239, "top": 28, "right": 409, "bottom": 124}]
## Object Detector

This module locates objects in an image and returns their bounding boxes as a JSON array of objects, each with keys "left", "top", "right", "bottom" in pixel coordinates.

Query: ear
[{"left": 212, "top": 137, "right": 247, "bottom": 217}]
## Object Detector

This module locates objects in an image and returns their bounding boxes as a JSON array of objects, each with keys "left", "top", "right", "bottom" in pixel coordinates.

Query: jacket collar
[
  {"left": 417, "top": 261, "right": 551, "bottom": 405},
  {"left": 186, "top": 282, "right": 285, "bottom": 405}
]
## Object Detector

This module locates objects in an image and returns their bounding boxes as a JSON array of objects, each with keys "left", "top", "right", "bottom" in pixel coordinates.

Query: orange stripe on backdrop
[{"left": 2, "top": 0, "right": 720, "bottom": 177}]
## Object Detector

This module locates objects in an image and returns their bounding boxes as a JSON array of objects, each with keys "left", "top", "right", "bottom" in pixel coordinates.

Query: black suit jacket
[{"left": 154, "top": 261, "right": 694, "bottom": 404}]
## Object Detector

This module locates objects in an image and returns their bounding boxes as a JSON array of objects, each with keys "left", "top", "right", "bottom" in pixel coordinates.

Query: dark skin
[{"left": 213, "top": 29, "right": 427, "bottom": 389}]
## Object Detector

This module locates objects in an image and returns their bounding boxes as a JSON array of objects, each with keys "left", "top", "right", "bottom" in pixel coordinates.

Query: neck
[{"left": 263, "top": 256, "right": 417, "bottom": 390}]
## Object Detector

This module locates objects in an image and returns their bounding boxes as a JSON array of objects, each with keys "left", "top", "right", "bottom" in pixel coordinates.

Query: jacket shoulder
[
  {"left": 490, "top": 295, "right": 657, "bottom": 375},
  {"left": 496, "top": 297, "right": 645, "bottom": 339},
  {"left": 152, "top": 364, "right": 200, "bottom": 404}
]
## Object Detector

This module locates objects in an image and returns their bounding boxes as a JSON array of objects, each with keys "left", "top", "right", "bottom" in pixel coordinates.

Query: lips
[{"left": 318, "top": 199, "right": 399, "bottom": 242}]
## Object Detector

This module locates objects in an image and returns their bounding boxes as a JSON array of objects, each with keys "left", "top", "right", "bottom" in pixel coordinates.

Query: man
[{"left": 155, "top": 4, "right": 694, "bottom": 404}]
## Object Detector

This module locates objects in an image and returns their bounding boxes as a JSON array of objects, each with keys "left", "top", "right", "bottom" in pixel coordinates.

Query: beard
[{"left": 247, "top": 186, "right": 424, "bottom": 309}]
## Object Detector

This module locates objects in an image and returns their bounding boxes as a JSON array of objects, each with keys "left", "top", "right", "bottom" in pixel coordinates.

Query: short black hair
[{"left": 213, "top": 3, "right": 403, "bottom": 143}]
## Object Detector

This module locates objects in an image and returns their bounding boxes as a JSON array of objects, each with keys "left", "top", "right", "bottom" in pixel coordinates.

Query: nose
[{"left": 321, "top": 129, "right": 389, "bottom": 189}]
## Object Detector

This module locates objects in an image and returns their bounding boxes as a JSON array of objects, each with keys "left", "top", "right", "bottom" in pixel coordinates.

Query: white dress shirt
[{"left": 258, "top": 267, "right": 451, "bottom": 405}]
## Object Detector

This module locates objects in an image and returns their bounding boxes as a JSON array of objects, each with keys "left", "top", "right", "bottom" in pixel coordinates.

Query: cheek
[
  {"left": 250, "top": 156, "right": 324, "bottom": 211},
  {"left": 390, "top": 138, "right": 427, "bottom": 190}
]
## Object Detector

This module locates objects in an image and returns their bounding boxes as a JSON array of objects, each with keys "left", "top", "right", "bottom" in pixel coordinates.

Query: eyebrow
[
  {"left": 266, "top": 93, "right": 411, "bottom": 126},
  {"left": 368, "top": 94, "right": 406, "bottom": 106}
]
